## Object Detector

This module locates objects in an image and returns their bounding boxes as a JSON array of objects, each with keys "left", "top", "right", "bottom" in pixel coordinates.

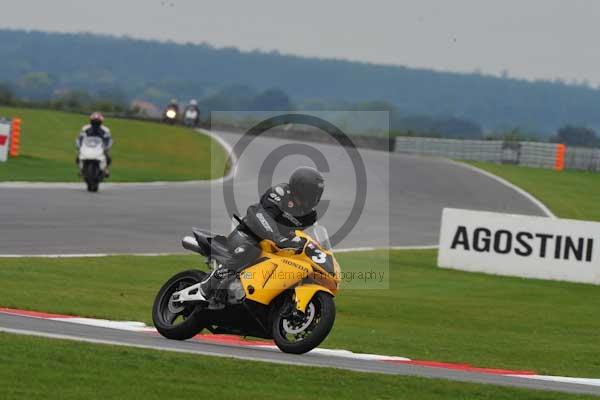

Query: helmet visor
[{"left": 292, "top": 184, "right": 323, "bottom": 213}]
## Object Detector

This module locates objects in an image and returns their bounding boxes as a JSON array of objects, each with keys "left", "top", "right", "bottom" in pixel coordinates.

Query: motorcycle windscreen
[
  {"left": 82, "top": 137, "right": 103, "bottom": 148},
  {"left": 304, "top": 224, "right": 332, "bottom": 251},
  {"left": 303, "top": 225, "right": 340, "bottom": 284}
]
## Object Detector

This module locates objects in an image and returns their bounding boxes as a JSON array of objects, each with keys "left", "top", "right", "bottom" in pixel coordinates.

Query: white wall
[
  {"left": 438, "top": 208, "right": 600, "bottom": 285},
  {"left": 0, "top": 121, "right": 11, "bottom": 162}
]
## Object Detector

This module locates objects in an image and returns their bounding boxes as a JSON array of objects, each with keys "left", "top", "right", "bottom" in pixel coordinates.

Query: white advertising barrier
[
  {"left": 0, "top": 120, "right": 10, "bottom": 162},
  {"left": 438, "top": 208, "right": 600, "bottom": 285}
]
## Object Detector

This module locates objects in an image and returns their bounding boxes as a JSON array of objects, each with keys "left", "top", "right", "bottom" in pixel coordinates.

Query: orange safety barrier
[
  {"left": 9, "top": 118, "right": 21, "bottom": 157},
  {"left": 554, "top": 143, "right": 566, "bottom": 171}
]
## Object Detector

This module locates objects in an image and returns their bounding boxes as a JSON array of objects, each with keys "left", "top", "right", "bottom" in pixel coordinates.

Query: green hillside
[
  {"left": 3, "top": 29, "right": 600, "bottom": 134},
  {"left": 0, "top": 106, "right": 227, "bottom": 182}
]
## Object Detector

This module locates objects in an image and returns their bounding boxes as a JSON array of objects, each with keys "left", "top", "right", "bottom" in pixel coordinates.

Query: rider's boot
[
  {"left": 105, "top": 153, "right": 111, "bottom": 178},
  {"left": 197, "top": 267, "right": 233, "bottom": 308},
  {"left": 196, "top": 238, "right": 259, "bottom": 306},
  {"left": 76, "top": 157, "right": 82, "bottom": 177}
]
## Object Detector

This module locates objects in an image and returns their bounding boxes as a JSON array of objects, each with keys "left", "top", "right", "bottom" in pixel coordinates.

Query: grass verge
[
  {"left": 0, "top": 333, "right": 595, "bottom": 400},
  {"left": 467, "top": 162, "right": 600, "bottom": 222},
  {"left": 1, "top": 250, "right": 599, "bottom": 377},
  {"left": 0, "top": 106, "right": 226, "bottom": 182}
]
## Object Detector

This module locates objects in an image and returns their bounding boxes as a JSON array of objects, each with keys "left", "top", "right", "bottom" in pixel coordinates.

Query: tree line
[
  {"left": 3, "top": 30, "right": 600, "bottom": 135},
  {"left": 1, "top": 85, "right": 596, "bottom": 147}
]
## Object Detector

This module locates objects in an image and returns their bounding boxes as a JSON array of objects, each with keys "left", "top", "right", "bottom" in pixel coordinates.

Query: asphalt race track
[
  {"left": 2, "top": 129, "right": 583, "bottom": 395},
  {"left": 0, "top": 312, "right": 598, "bottom": 396},
  {"left": 0, "top": 130, "right": 547, "bottom": 254}
]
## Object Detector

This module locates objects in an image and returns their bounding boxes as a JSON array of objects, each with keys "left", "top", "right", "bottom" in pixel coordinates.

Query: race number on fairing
[{"left": 305, "top": 243, "right": 335, "bottom": 275}]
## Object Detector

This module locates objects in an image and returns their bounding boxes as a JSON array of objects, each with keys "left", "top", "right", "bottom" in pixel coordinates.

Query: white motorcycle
[
  {"left": 78, "top": 136, "right": 108, "bottom": 192},
  {"left": 183, "top": 108, "right": 199, "bottom": 127}
]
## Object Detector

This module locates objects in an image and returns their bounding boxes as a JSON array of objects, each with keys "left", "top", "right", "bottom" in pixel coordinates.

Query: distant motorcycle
[
  {"left": 183, "top": 107, "right": 200, "bottom": 127},
  {"left": 163, "top": 106, "right": 179, "bottom": 124},
  {"left": 78, "top": 137, "right": 107, "bottom": 192}
]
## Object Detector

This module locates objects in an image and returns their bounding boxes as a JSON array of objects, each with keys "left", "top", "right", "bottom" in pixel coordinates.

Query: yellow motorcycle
[{"left": 152, "top": 222, "right": 340, "bottom": 354}]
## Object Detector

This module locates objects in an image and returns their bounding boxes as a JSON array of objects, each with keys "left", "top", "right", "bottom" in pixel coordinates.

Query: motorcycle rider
[
  {"left": 76, "top": 112, "right": 113, "bottom": 177},
  {"left": 185, "top": 99, "right": 200, "bottom": 114},
  {"left": 165, "top": 98, "right": 179, "bottom": 114},
  {"left": 183, "top": 99, "right": 200, "bottom": 125},
  {"left": 197, "top": 166, "right": 325, "bottom": 302}
]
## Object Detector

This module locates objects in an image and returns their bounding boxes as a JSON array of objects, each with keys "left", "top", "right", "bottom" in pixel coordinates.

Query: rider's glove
[{"left": 276, "top": 236, "right": 307, "bottom": 254}]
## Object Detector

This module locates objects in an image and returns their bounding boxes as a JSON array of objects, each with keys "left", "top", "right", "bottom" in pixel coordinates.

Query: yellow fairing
[
  {"left": 239, "top": 230, "right": 339, "bottom": 310},
  {"left": 294, "top": 284, "right": 334, "bottom": 313},
  {"left": 239, "top": 254, "right": 312, "bottom": 305}
]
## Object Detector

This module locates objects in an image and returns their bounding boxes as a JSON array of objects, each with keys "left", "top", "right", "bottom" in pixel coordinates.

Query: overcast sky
[{"left": 2, "top": 0, "right": 600, "bottom": 85}]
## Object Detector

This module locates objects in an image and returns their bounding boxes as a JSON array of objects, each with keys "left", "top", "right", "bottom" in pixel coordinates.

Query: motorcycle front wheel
[
  {"left": 272, "top": 292, "right": 336, "bottom": 354},
  {"left": 152, "top": 270, "right": 207, "bottom": 340},
  {"left": 83, "top": 162, "right": 99, "bottom": 192}
]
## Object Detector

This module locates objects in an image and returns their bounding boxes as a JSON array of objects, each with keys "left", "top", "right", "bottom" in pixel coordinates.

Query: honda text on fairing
[{"left": 152, "top": 221, "right": 341, "bottom": 354}]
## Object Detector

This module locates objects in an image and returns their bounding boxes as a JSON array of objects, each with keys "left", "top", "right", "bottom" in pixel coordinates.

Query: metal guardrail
[
  {"left": 564, "top": 146, "right": 600, "bottom": 171},
  {"left": 394, "top": 137, "right": 503, "bottom": 162},
  {"left": 395, "top": 136, "right": 600, "bottom": 172}
]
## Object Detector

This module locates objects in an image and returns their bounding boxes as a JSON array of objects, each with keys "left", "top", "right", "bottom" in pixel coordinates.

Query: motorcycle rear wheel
[
  {"left": 272, "top": 292, "right": 335, "bottom": 354},
  {"left": 152, "top": 270, "right": 207, "bottom": 340}
]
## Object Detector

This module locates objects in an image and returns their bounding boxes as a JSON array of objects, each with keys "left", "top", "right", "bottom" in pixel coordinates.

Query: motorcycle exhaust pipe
[{"left": 182, "top": 236, "right": 202, "bottom": 253}]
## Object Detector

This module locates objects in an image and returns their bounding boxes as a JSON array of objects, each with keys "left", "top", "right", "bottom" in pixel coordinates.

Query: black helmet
[{"left": 289, "top": 167, "right": 324, "bottom": 212}]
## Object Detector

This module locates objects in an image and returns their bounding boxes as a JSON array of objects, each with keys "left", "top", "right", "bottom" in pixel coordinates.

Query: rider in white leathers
[{"left": 76, "top": 112, "right": 113, "bottom": 176}]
